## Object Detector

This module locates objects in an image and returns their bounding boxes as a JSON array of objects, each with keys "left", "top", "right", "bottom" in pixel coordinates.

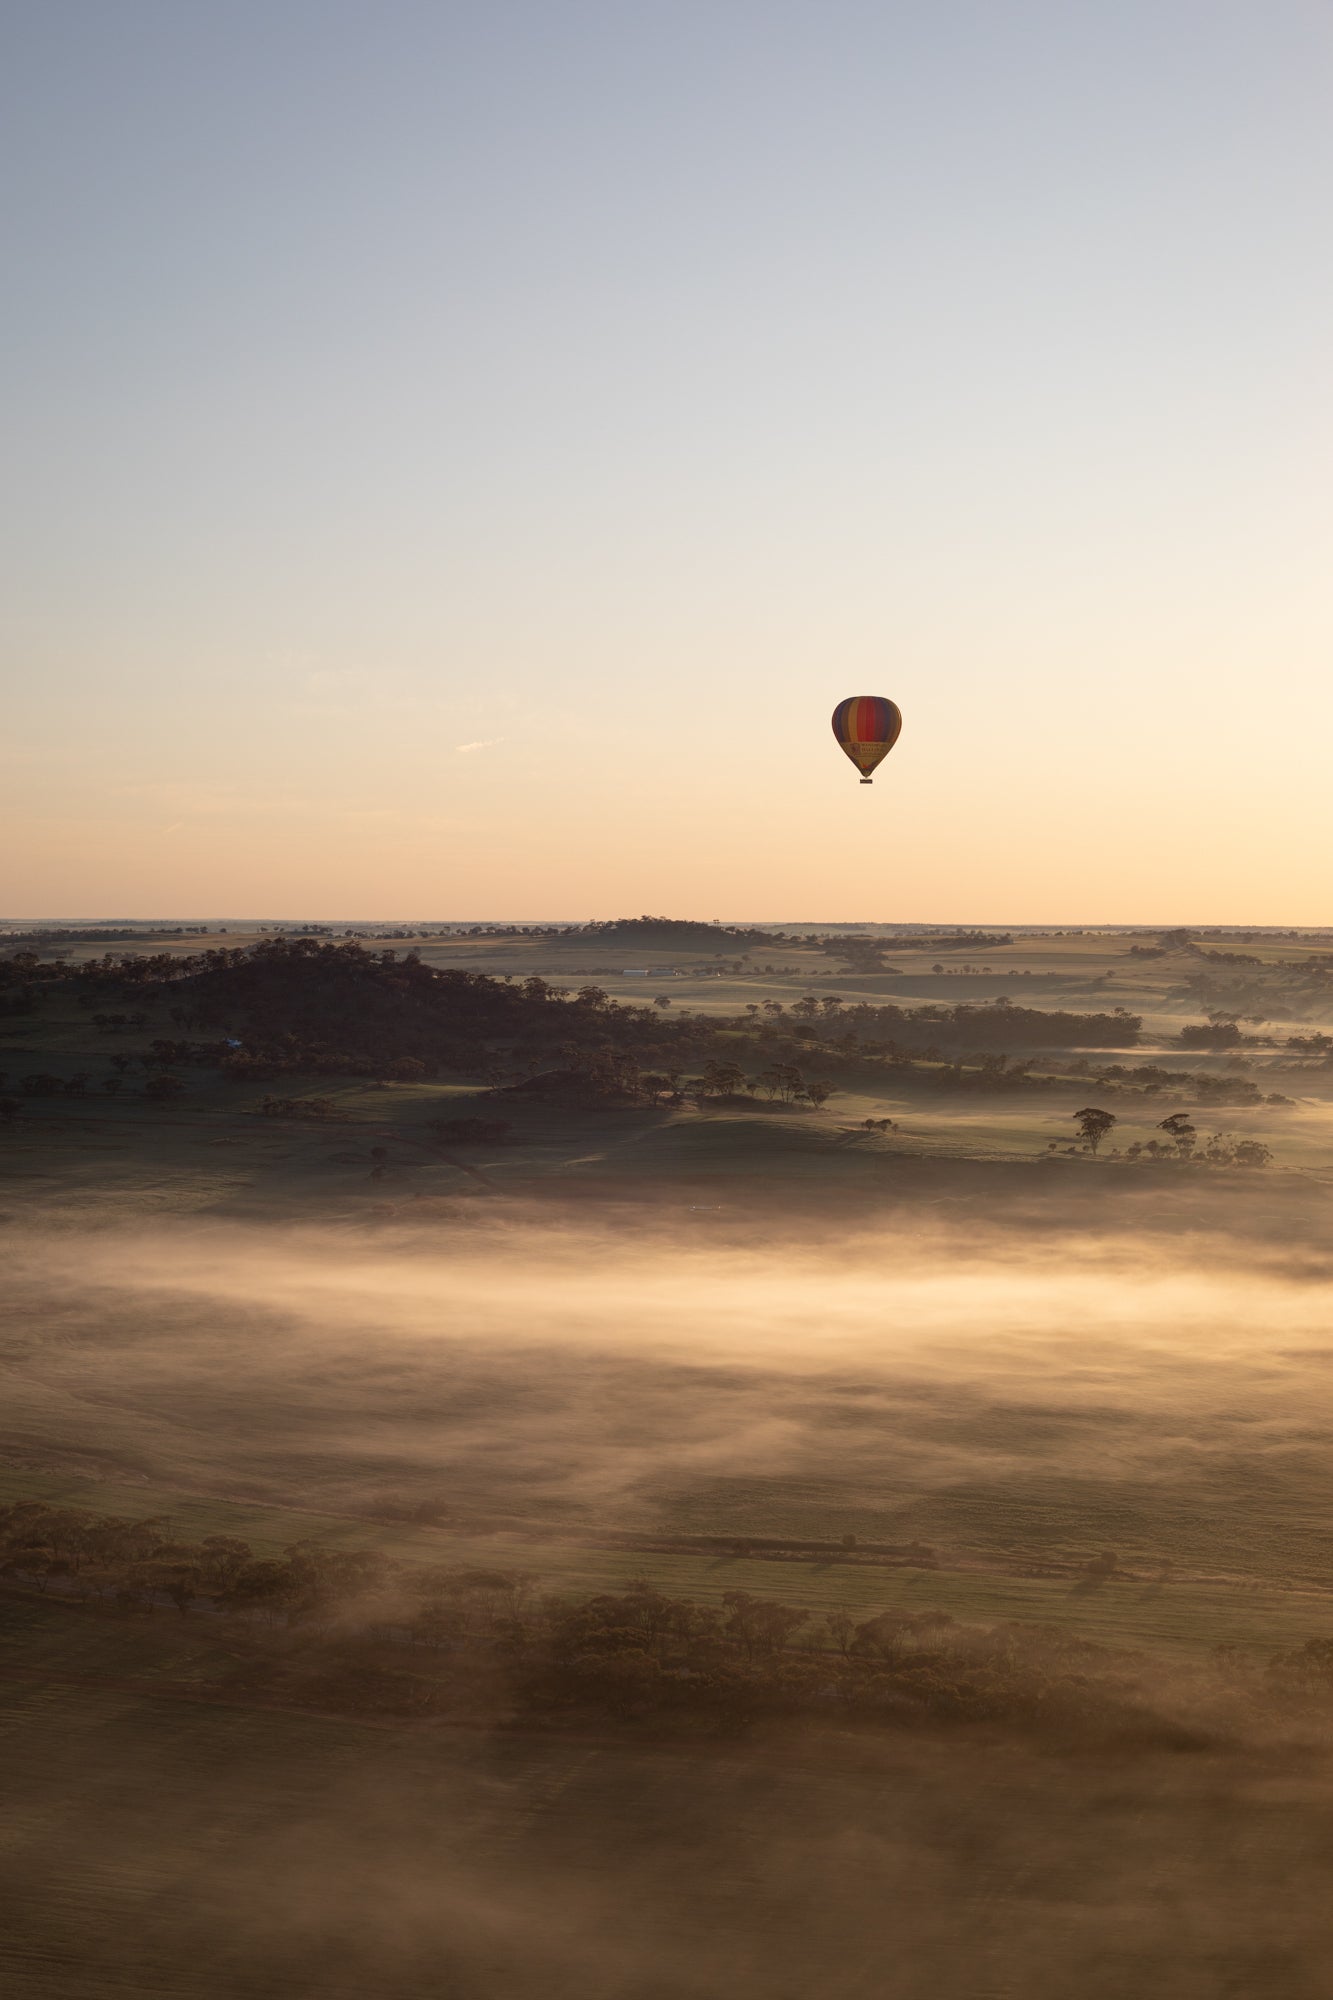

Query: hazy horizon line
[{"left": 4, "top": 916, "right": 1331, "bottom": 935}]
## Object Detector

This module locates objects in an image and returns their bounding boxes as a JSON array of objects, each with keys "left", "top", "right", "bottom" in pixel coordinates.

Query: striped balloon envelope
[{"left": 831, "top": 696, "right": 902, "bottom": 784}]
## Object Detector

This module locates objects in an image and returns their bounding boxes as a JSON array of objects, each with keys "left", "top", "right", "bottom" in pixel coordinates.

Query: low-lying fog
[
  {"left": 9, "top": 1199, "right": 1333, "bottom": 1998},
  {"left": 6, "top": 1203, "right": 1333, "bottom": 1580}
]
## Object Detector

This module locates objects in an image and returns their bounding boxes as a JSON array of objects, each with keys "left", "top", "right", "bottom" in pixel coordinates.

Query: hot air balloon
[{"left": 832, "top": 696, "right": 902, "bottom": 784}]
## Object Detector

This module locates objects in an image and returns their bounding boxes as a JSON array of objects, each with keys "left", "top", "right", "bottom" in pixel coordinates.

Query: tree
[
  {"left": 756, "top": 1063, "right": 803, "bottom": 1104},
  {"left": 165, "top": 1569, "right": 201, "bottom": 1616},
  {"left": 824, "top": 1609, "right": 855, "bottom": 1656},
  {"left": 804, "top": 1079, "right": 835, "bottom": 1108},
  {"left": 1158, "top": 1112, "right": 1196, "bottom": 1159},
  {"left": 199, "top": 1535, "right": 253, "bottom": 1589},
  {"left": 21, "top": 1073, "right": 63, "bottom": 1096},
  {"left": 1073, "top": 1106, "right": 1116, "bottom": 1154},
  {"left": 226, "top": 1558, "right": 298, "bottom": 1624},
  {"left": 698, "top": 1059, "right": 747, "bottom": 1099},
  {"left": 143, "top": 1074, "right": 185, "bottom": 1103},
  {"left": 852, "top": 1608, "right": 954, "bottom": 1660},
  {"left": 386, "top": 1056, "right": 427, "bottom": 1081},
  {"left": 1179, "top": 1019, "right": 1242, "bottom": 1049},
  {"left": 720, "top": 1589, "right": 809, "bottom": 1659}
]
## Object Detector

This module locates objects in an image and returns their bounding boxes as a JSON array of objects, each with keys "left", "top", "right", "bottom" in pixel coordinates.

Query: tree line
[
  {"left": 0, "top": 942, "right": 1153, "bottom": 1116},
  {"left": 1061, "top": 1107, "right": 1273, "bottom": 1167},
  {"left": 8, "top": 1500, "right": 1333, "bottom": 1747},
  {"left": 0, "top": 940, "right": 1293, "bottom": 1134},
  {"left": 0, "top": 1498, "right": 1301, "bottom": 1749}
]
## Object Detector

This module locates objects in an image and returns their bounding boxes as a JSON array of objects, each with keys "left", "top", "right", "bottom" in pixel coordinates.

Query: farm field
[
  {"left": 4, "top": 918, "right": 1332, "bottom": 1217},
  {"left": 7, "top": 920, "right": 1333, "bottom": 1993},
  {"left": 6, "top": 925, "right": 1333, "bottom": 1631}
]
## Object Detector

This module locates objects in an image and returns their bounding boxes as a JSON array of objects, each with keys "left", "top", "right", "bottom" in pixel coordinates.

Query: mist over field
[
  {"left": 0, "top": 1212, "right": 1290, "bottom": 1500},
  {"left": 12, "top": 1698, "right": 1333, "bottom": 2000},
  {"left": 8, "top": 1196, "right": 1333, "bottom": 1584},
  {"left": 9, "top": 1198, "right": 1333, "bottom": 1997}
]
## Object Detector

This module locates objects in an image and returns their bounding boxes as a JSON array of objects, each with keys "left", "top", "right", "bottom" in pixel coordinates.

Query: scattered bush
[
  {"left": 1179, "top": 1021, "right": 1244, "bottom": 1049},
  {"left": 20, "top": 1073, "right": 64, "bottom": 1096}
]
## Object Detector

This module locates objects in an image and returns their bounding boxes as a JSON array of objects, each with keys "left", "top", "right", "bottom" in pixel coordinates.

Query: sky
[{"left": 3, "top": 0, "right": 1331, "bottom": 922}]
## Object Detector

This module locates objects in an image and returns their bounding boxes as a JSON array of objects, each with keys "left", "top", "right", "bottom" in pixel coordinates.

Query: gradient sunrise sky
[{"left": 4, "top": 1, "right": 1331, "bottom": 922}]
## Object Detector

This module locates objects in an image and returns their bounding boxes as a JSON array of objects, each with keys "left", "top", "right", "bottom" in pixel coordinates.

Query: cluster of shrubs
[
  {"left": 0, "top": 1069, "right": 184, "bottom": 1115},
  {"left": 814, "top": 931, "right": 1012, "bottom": 960},
  {"left": 1178, "top": 1021, "right": 1251, "bottom": 1049},
  {"left": 686, "top": 1060, "right": 836, "bottom": 1107},
  {"left": 1120, "top": 1134, "right": 1273, "bottom": 1167},
  {"left": 15, "top": 1071, "right": 98, "bottom": 1097},
  {"left": 1076, "top": 1062, "right": 1290, "bottom": 1108},
  {"left": 1286, "top": 1033, "right": 1333, "bottom": 1059},
  {"left": 504, "top": 1057, "right": 836, "bottom": 1111},
  {"left": 1053, "top": 1109, "right": 1274, "bottom": 1168}
]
